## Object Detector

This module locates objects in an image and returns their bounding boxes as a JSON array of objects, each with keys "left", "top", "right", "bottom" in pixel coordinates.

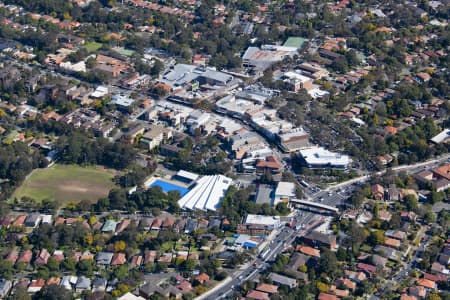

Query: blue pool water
[{"left": 149, "top": 179, "right": 189, "bottom": 196}]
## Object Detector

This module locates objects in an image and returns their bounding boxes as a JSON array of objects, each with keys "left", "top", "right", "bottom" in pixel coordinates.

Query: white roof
[
  {"left": 90, "top": 86, "right": 109, "bottom": 98},
  {"left": 275, "top": 181, "right": 296, "bottom": 197},
  {"left": 283, "top": 71, "right": 312, "bottom": 83},
  {"left": 176, "top": 170, "right": 199, "bottom": 182},
  {"left": 41, "top": 214, "right": 52, "bottom": 224},
  {"left": 178, "top": 175, "right": 232, "bottom": 211},
  {"left": 431, "top": 129, "right": 450, "bottom": 144},
  {"left": 245, "top": 214, "right": 281, "bottom": 226},
  {"left": 299, "top": 147, "right": 350, "bottom": 167},
  {"left": 118, "top": 293, "right": 145, "bottom": 300}
]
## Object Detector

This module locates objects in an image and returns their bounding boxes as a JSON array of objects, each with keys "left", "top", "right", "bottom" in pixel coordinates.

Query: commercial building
[
  {"left": 274, "top": 181, "right": 296, "bottom": 206},
  {"left": 244, "top": 214, "right": 281, "bottom": 230},
  {"left": 173, "top": 170, "right": 199, "bottom": 184},
  {"left": 215, "top": 95, "right": 259, "bottom": 119},
  {"left": 278, "top": 128, "right": 310, "bottom": 153},
  {"left": 299, "top": 147, "right": 350, "bottom": 169},
  {"left": 111, "top": 94, "right": 136, "bottom": 111},
  {"left": 281, "top": 71, "right": 314, "bottom": 92},
  {"left": 185, "top": 110, "right": 210, "bottom": 134},
  {"left": 161, "top": 64, "right": 235, "bottom": 89},
  {"left": 139, "top": 125, "right": 173, "bottom": 150},
  {"left": 242, "top": 45, "right": 298, "bottom": 73},
  {"left": 178, "top": 175, "right": 233, "bottom": 211}
]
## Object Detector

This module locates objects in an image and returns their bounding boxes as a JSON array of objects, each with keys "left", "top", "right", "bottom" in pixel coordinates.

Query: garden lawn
[
  {"left": 84, "top": 41, "right": 103, "bottom": 52},
  {"left": 11, "top": 164, "right": 116, "bottom": 205}
]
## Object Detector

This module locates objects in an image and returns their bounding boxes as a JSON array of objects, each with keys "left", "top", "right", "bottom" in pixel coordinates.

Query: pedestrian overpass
[{"left": 289, "top": 199, "right": 339, "bottom": 214}]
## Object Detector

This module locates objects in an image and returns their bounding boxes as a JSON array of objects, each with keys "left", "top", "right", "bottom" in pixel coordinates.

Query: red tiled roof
[
  {"left": 195, "top": 273, "right": 210, "bottom": 283},
  {"left": 357, "top": 263, "right": 376, "bottom": 273},
  {"left": 246, "top": 290, "right": 269, "bottom": 300},
  {"left": 111, "top": 253, "right": 126, "bottom": 266},
  {"left": 256, "top": 283, "right": 278, "bottom": 294},
  {"left": 318, "top": 293, "right": 339, "bottom": 300},
  {"left": 416, "top": 278, "right": 436, "bottom": 289}
]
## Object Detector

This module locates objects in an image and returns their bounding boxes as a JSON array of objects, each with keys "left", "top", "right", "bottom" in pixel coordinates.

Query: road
[
  {"left": 371, "top": 231, "right": 431, "bottom": 299},
  {"left": 323, "top": 153, "right": 450, "bottom": 192},
  {"left": 205, "top": 190, "right": 339, "bottom": 300},
  {"left": 205, "top": 154, "right": 450, "bottom": 300}
]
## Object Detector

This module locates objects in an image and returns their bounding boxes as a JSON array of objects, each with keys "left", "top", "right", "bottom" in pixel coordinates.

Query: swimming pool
[{"left": 148, "top": 179, "right": 189, "bottom": 196}]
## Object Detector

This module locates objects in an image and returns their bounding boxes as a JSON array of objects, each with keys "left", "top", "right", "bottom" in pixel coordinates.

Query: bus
[{"left": 259, "top": 248, "right": 270, "bottom": 260}]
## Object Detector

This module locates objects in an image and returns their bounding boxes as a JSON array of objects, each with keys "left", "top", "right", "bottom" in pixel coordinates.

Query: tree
[
  {"left": 336, "top": 247, "right": 347, "bottom": 261},
  {"left": 318, "top": 249, "right": 338, "bottom": 278},
  {"left": 113, "top": 265, "right": 129, "bottom": 280},
  {"left": 317, "top": 282, "right": 329, "bottom": 293},
  {"left": 34, "top": 284, "right": 73, "bottom": 300},
  {"left": 349, "top": 222, "right": 367, "bottom": 251},
  {"left": 427, "top": 292, "right": 441, "bottom": 300},
  {"left": 405, "top": 194, "right": 418, "bottom": 211},
  {"left": 0, "top": 259, "right": 13, "bottom": 279},
  {"left": 114, "top": 240, "right": 127, "bottom": 252},
  {"left": 369, "top": 230, "right": 385, "bottom": 246},
  {"left": 181, "top": 259, "right": 196, "bottom": 271},
  {"left": 10, "top": 286, "right": 31, "bottom": 300}
]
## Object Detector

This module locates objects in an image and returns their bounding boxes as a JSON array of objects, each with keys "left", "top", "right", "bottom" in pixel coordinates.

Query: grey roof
[
  {"left": 96, "top": 252, "right": 114, "bottom": 265},
  {"left": 76, "top": 276, "right": 91, "bottom": 289},
  {"left": 304, "top": 231, "right": 336, "bottom": 245},
  {"left": 0, "top": 279, "right": 12, "bottom": 294},
  {"left": 92, "top": 278, "right": 107, "bottom": 287},
  {"left": 24, "top": 214, "right": 40, "bottom": 226},
  {"left": 269, "top": 272, "right": 297, "bottom": 288},
  {"left": 201, "top": 69, "right": 233, "bottom": 84},
  {"left": 374, "top": 245, "right": 399, "bottom": 260},
  {"left": 288, "top": 252, "right": 310, "bottom": 270}
]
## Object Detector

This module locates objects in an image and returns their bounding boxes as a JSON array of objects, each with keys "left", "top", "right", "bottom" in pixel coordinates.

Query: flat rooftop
[{"left": 299, "top": 147, "right": 350, "bottom": 166}]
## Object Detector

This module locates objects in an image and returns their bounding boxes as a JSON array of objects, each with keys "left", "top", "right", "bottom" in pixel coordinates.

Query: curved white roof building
[{"left": 178, "top": 175, "right": 232, "bottom": 211}]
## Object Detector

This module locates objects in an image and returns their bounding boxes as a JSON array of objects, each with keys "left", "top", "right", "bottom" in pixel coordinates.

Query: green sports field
[{"left": 11, "top": 164, "right": 116, "bottom": 205}]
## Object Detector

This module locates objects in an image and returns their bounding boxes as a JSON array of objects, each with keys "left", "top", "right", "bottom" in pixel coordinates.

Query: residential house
[
  {"left": 0, "top": 279, "right": 12, "bottom": 299},
  {"left": 357, "top": 263, "right": 377, "bottom": 277},
  {"left": 27, "top": 279, "right": 45, "bottom": 293},
  {"left": 301, "top": 231, "right": 337, "bottom": 250},
  {"left": 76, "top": 276, "right": 91, "bottom": 293},
  {"left": 409, "top": 286, "right": 427, "bottom": 299},
  {"left": 102, "top": 219, "right": 118, "bottom": 233},
  {"left": 116, "top": 219, "right": 131, "bottom": 234},
  {"left": 35, "top": 249, "right": 50, "bottom": 266},
  {"left": 416, "top": 278, "right": 436, "bottom": 289},
  {"left": 195, "top": 273, "right": 209, "bottom": 284},
  {"left": 151, "top": 218, "right": 162, "bottom": 230},
  {"left": 17, "top": 250, "right": 33, "bottom": 264},
  {"left": 256, "top": 283, "right": 278, "bottom": 295},
  {"left": 60, "top": 275, "right": 77, "bottom": 291},
  {"left": 96, "top": 252, "right": 114, "bottom": 265},
  {"left": 6, "top": 249, "right": 18, "bottom": 264},
  {"left": 385, "top": 230, "right": 407, "bottom": 241},
  {"left": 371, "top": 184, "right": 384, "bottom": 200},
  {"left": 130, "top": 255, "right": 143, "bottom": 268},
  {"left": 246, "top": 290, "right": 269, "bottom": 300},
  {"left": 111, "top": 253, "right": 127, "bottom": 266},
  {"left": 318, "top": 292, "right": 339, "bottom": 300},
  {"left": 384, "top": 238, "right": 401, "bottom": 249},
  {"left": 297, "top": 245, "right": 321, "bottom": 258},
  {"left": 92, "top": 278, "right": 107, "bottom": 292},
  {"left": 24, "top": 214, "right": 41, "bottom": 228},
  {"left": 268, "top": 273, "right": 297, "bottom": 289}
]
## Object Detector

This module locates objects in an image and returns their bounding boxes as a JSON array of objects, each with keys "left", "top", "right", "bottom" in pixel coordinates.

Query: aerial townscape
[{"left": 0, "top": 0, "right": 449, "bottom": 299}]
